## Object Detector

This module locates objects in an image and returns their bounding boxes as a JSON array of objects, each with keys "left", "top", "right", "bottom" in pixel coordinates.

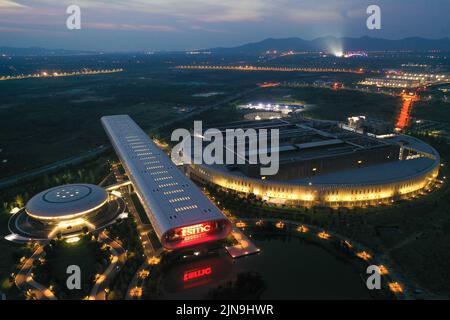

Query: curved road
[
  {"left": 89, "top": 231, "right": 127, "bottom": 300},
  {"left": 15, "top": 245, "right": 57, "bottom": 300},
  {"left": 0, "top": 87, "right": 259, "bottom": 190}
]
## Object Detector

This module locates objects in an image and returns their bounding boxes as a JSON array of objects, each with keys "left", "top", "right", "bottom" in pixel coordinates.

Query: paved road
[
  {"left": 15, "top": 245, "right": 57, "bottom": 300},
  {"left": 238, "top": 217, "right": 413, "bottom": 300},
  {"left": 0, "top": 145, "right": 110, "bottom": 190},
  {"left": 111, "top": 164, "right": 155, "bottom": 257},
  {"left": 89, "top": 231, "right": 126, "bottom": 300},
  {"left": 111, "top": 161, "right": 163, "bottom": 300},
  {"left": 125, "top": 261, "right": 149, "bottom": 300},
  {"left": 0, "top": 87, "right": 259, "bottom": 190}
]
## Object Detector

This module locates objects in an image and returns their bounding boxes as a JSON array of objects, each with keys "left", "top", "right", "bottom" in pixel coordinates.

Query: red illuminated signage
[
  {"left": 180, "top": 223, "right": 212, "bottom": 238},
  {"left": 183, "top": 267, "right": 212, "bottom": 282}
]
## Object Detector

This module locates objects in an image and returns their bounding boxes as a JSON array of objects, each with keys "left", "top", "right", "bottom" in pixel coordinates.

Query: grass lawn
[
  {"left": 238, "top": 86, "right": 401, "bottom": 123},
  {"left": 412, "top": 99, "right": 450, "bottom": 123},
  {"left": 43, "top": 238, "right": 101, "bottom": 299},
  {"left": 0, "top": 211, "right": 29, "bottom": 299}
]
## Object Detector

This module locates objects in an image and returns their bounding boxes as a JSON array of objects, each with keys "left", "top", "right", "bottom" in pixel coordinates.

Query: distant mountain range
[
  {"left": 210, "top": 36, "right": 450, "bottom": 54},
  {"left": 2, "top": 36, "right": 450, "bottom": 56}
]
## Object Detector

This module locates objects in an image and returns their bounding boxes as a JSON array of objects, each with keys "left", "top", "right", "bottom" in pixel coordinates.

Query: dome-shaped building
[
  {"left": 25, "top": 184, "right": 108, "bottom": 223},
  {"left": 7, "top": 183, "right": 125, "bottom": 242}
]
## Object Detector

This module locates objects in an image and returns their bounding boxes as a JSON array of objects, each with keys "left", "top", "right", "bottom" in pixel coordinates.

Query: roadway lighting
[
  {"left": 9, "top": 207, "right": 20, "bottom": 214},
  {"left": 388, "top": 282, "right": 403, "bottom": 293},
  {"left": 378, "top": 265, "right": 389, "bottom": 275},
  {"left": 343, "top": 240, "right": 352, "bottom": 248},
  {"left": 148, "top": 256, "right": 161, "bottom": 265},
  {"left": 318, "top": 231, "right": 330, "bottom": 239},
  {"left": 236, "top": 221, "right": 246, "bottom": 228},
  {"left": 356, "top": 251, "right": 372, "bottom": 261},
  {"left": 65, "top": 236, "right": 81, "bottom": 244}
]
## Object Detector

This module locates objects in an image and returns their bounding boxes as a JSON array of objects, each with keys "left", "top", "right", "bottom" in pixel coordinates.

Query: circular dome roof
[{"left": 25, "top": 184, "right": 108, "bottom": 220}]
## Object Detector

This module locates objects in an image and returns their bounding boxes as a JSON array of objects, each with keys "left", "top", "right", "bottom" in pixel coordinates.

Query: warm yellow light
[
  {"left": 130, "top": 286, "right": 143, "bottom": 298},
  {"left": 388, "top": 282, "right": 403, "bottom": 293},
  {"left": 356, "top": 251, "right": 372, "bottom": 261},
  {"left": 111, "top": 190, "right": 122, "bottom": 197},
  {"left": 275, "top": 221, "right": 285, "bottom": 229},
  {"left": 378, "top": 265, "right": 389, "bottom": 275},
  {"left": 343, "top": 240, "right": 353, "bottom": 248},
  {"left": 138, "top": 270, "right": 150, "bottom": 279},
  {"left": 318, "top": 231, "right": 331, "bottom": 239},
  {"left": 10, "top": 207, "right": 21, "bottom": 214},
  {"left": 236, "top": 221, "right": 247, "bottom": 228},
  {"left": 65, "top": 236, "right": 81, "bottom": 244},
  {"left": 95, "top": 274, "right": 106, "bottom": 284},
  {"left": 148, "top": 256, "right": 160, "bottom": 265}
]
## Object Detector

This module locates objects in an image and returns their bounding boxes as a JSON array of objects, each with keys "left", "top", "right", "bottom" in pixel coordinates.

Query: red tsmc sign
[
  {"left": 183, "top": 267, "right": 212, "bottom": 282},
  {"left": 180, "top": 223, "right": 212, "bottom": 238}
]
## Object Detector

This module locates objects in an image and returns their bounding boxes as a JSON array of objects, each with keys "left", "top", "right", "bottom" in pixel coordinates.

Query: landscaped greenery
[
  {"left": 106, "top": 217, "right": 145, "bottom": 300},
  {"left": 0, "top": 210, "right": 31, "bottom": 300},
  {"left": 236, "top": 86, "right": 401, "bottom": 124},
  {"left": 33, "top": 235, "right": 110, "bottom": 299},
  {"left": 412, "top": 98, "right": 450, "bottom": 123},
  {"left": 1, "top": 156, "right": 110, "bottom": 213},
  {"left": 201, "top": 134, "right": 450, "bottom": 297}
]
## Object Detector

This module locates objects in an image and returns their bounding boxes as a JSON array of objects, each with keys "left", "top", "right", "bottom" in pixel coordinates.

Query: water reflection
[{"left": 160, "top": 233, "right": 371, "bottom": 299}]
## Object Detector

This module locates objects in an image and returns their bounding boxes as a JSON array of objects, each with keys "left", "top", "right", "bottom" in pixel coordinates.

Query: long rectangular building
[{"left": 101, "top": 115, "right": 231, "bottom": 250}]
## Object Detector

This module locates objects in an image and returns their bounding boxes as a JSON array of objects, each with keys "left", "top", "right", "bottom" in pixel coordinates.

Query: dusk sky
[{"left": 0, "top": 0, "right": 449, "bottom": 51}]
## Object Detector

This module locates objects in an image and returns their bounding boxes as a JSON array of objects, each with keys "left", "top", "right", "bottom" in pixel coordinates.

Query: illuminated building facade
[
  {"left": 101, "top": 115, "right": 232, "bottom": 250},
  {"left": 186, "top": 119, "right": 440, "bottom": 207},
  {"left": 7, "top": 184, "right": 123, "bottom": 242},
  {"left": 25, "top": 184, "right": 108, "bottom": 223}
]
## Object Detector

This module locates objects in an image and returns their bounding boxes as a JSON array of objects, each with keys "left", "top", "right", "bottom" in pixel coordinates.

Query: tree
[{"left": 15, "top": 194, "right": 24, "bottom": 208}]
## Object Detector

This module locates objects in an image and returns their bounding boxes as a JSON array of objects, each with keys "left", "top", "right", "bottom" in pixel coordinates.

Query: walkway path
[
  {"left": 15, "top": 245, "right": 57, "bottom": 300},
  {"left": 89, "top": 231, "right": 127, "bottom": 300}
]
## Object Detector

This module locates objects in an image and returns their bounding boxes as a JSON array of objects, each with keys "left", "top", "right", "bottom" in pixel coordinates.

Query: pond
[
  {"left": 239, "top": 234, "right": 371, "bottom": 299},
  {"left": 160, "top": 233, "right": 371, "bottom": 299}
]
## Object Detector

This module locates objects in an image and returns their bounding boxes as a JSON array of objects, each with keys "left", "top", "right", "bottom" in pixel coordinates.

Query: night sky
[{"left": 0, "top": 0, "right": 449, "bottom": 51}]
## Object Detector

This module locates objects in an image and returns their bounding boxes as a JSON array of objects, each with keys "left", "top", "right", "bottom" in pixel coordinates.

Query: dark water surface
[{"left": 162, "top": 234, "right": 370, "bottom": 299}]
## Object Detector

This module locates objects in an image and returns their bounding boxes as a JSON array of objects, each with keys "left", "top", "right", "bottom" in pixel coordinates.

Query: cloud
[
  {"left": 84, "top": 22, "right": 178, "bottom": 32},
  {"left": 21, "top": 0, "right": 272, "bottom": 22},
  {"left": 0, "top": 0, "right": 27, "bottom": 8},
  {"left": 288, "top": 9, "right": 344, "bottom": 23},
  {"left": 189, "top": 25, "right": 226, "bottom": 33}
]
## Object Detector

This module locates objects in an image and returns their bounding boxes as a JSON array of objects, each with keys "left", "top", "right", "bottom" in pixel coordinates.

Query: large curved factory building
[{"left": 186, "top": 119, "right": 440, "bottom": 207}]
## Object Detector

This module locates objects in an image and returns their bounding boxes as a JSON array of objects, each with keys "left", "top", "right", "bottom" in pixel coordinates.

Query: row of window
[
  {"left": 175, "top": 204, "right": 198, "bottom": 212},
  {"left": 169, "top": 196, "right": 191, "bottom": 203}
]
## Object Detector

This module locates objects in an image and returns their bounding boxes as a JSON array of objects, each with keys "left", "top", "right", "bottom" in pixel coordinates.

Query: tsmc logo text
[
  {"left": 180, "top": 223, "right": 211, "bottom": 237},
  {"left": 183, "top": 267, "right": 212, "bottom": 282}
]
